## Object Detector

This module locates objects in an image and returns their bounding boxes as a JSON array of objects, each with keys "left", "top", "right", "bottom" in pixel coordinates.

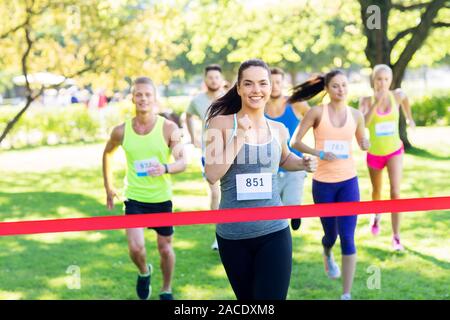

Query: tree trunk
[
  {"left": 0, "top": 96, "right": 34, "bottom": 144},
  {"left": 359, "top": 0, "right": 412, "bottom": 148},
  {"left": 289, "top": 70, "right": 297, "bottom": 85},
  {"left": 360, "top": 0, "right": 392, "bottom": 66},
  {"left": 390, "top": 0, "right": 447, "bottom": 150},
  {"left": 392, "top": 68, "right": 411, "bottom": 149}
]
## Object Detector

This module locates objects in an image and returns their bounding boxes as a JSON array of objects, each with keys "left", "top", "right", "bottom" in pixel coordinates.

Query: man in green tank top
[{"left": 102, "top": 77, "right": 187, "bottom": 300}]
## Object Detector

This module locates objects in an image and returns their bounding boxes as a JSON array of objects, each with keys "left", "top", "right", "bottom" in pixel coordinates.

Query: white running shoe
[
  {"left": 211, "top": 238, "right": 219, "bottom": 251},
  {"left": 323, "top": 253, "right": 341, "bottom": 279},
  {"left": 341, "top": 293, "right": 351, "bottom": 300}
]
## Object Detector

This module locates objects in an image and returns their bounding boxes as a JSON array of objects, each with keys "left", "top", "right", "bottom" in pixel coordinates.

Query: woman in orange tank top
[{"left": 290, "top": 70, "right": 369, "bottom": 300}]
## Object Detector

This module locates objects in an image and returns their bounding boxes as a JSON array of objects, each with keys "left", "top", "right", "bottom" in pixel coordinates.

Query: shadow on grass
[
  {"left": 1, "top": 226, "right": 448, "bottom": 299},
  {"left": 364, "top": 246, "right": 408, "bottom": 261},
  {"left": 405, "top": 248, "right": 450, "bottom": 270},
  {"left": 0, "top": 224, "right": 232, "bottom": 300},
  {"left": 0, "top": 187, "right": 232, "bottom": 299},
  {"left": 289, "top": 252, "right": 449, "bottom": 299},
  {"left": 406, "top": 146, "right": 450, "bottom": 161},
  {"left": 350, "top": 259, "right": 449, "bottom": 299},
  {"left": 406, "top": 211, "right": 450, "bottom": 230},
  {"left": 0, "top": 140, "right": 103, "bottom": 153},
  {"left": 0, "top": 191, "right": 118, "bottom": 220},
  {"left": 364, "top": 245, "right": 450, "bottom": 271}
]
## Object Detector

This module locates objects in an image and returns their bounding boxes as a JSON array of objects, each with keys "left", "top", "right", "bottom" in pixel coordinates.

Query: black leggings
[{"left": 216, "top": 227, "right": 292, "bottom": 300}]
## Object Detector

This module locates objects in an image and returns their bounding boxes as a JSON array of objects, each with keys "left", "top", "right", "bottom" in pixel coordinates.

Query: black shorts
[{"left": 124, "top": 199, "right": 174, "bottom": 236}]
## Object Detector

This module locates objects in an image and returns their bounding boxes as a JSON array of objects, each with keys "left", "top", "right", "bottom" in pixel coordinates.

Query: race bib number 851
[{"left": 236, "top": 173, "right": 272, "bottom": 201}]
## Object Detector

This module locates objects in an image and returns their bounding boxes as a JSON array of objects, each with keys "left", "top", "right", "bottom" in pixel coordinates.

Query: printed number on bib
[
  {"left": 324, "top": 140, "right": 350, "bottom": 159},
  {"left": 375, "top": 121, "right": 395, "bottom": 136},
  {"left": 236, "top": 173, "right": 272, "bottom": 201},
  {"left": 134, "top": 158, "right": 159, "bottom": 177}
]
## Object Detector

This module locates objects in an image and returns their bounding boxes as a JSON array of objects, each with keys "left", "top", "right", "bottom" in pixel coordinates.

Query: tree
[
  {"left": 0, "top": 0, "right": 185, "bottom": 144},
  {"left": 359, "top": 0, "right": 450, "bottom": 149},
  {"left": 181, "top": 0, "right": 449, "bottom": 149},
  {"left": 181, "top": 1, "right": 355, "bottom": 82}
]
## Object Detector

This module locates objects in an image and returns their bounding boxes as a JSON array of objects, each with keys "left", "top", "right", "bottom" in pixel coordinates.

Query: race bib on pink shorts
[
  {"left": 236, "top": 173, "right": 272, "bottom": 201},
  {"left": 134, "top": 158, "right": 159, "bottom": 177},
  {"left": 375, "top": 121, "right": 395, "bottom": 136},
  {"left": 324, "top": 140, "right": 350, "bottom": 159}
]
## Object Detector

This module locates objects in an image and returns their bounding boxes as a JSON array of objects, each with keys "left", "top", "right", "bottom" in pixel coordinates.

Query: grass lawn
[{"left": 0, "top": 126, "right": 449, "bottom": 300}]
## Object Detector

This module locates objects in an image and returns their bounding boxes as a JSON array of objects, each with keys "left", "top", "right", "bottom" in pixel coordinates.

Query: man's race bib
[
  {"left": 236, "top": 173, "right": 272, "bottom": 201},
  {"left": 375, "top": 121, "right": 396, "bottom": 136},
  {"left": 324, "top": 140, "right": 350, "bottom": 159},
  {"left": 134, "top": 158, "right": 159, "bottom": 177}
]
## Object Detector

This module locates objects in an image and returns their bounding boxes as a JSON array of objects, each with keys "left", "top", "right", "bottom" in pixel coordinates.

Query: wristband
[
  {"left": 319, "top": 151, "right": 325, "bottom": 160},
  {"left": 163, "top": 164, "right": 169, "bottom": 174}
]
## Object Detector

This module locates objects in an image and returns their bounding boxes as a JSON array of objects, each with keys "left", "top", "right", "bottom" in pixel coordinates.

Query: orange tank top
[{"left": 313, "top": 104, "right": 357, "bottom": 183}]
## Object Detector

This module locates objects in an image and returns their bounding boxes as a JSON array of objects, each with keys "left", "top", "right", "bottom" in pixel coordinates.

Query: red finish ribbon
[{"left": 0, "top": 196, "right": 449, "bottom": 237}]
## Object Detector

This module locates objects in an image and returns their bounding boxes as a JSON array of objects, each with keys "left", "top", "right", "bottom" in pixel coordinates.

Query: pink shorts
[{"left": 367, "top": 145, "right": 404, "bottom": 170}]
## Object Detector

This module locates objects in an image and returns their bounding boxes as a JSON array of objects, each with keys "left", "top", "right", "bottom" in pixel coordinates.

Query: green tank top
[
  {"left": 368, "top": 92, "right": 402, "bottom": 156},
  {"left": 122, "top": 116, "right": 172, "bottom": 203}
]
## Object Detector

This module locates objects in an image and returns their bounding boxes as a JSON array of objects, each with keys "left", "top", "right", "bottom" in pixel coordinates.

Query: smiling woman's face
[{"left": 237, "top": 66, "right": 271, "bottom": 110}]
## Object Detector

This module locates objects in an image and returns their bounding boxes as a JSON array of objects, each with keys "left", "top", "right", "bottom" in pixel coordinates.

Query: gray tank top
[{"left": 216, "top": 114, "right": 288, "bottom": 240}]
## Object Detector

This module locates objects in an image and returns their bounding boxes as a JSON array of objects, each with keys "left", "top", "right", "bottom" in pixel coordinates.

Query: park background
[{"left": 0, "top": 0, "right": 449, "bottom": 299}]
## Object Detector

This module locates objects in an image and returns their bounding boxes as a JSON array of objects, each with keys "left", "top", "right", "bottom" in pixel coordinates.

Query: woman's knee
[
  {"left": 322, "top": 234, "right": 338, "bottom": 248},
  {"left": 372, "top": 188, "right": 382, "bottom": 199},
  {"left": 340, "top": 235, "right": 356, "bottom": 255}
]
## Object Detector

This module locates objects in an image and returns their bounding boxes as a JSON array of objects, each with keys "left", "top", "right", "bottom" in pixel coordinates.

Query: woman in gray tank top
[{"left": 204, "top": 59, "right": 316, "bottom": 300}]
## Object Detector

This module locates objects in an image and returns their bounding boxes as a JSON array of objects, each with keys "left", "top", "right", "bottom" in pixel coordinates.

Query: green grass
[{"left": 0, "top": 127, "right": 449, "bottom": 300}]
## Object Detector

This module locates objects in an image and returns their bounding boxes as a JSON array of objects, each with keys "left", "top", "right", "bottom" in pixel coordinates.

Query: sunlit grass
[{"left": 0, "top": 126, "right": 448, "bottom": 299}]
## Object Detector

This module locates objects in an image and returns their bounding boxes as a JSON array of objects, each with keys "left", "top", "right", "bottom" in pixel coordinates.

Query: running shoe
[
  {"left": 323, "top": 253, "right": 341, "bottom": 279},
  {"left": 341, "top": 293, "right": 352, "bottom": 300},
  {"left": 211, "top": 238, "right": 219, "bottom": 251},
  {"left": 392, "top": 236, "right": 404, "bottom": 251},
  {"left": 159, "top": 292, "right": 174, "bottom": 300},
  {"left": 136, "top": 264, "right": 153, "bottom": 300},
  {"left": 370, "top": 216, "right": 380, "bottom": 236},
  {"left": 291, "top": 219, "right": 302, "bottom": 231}
]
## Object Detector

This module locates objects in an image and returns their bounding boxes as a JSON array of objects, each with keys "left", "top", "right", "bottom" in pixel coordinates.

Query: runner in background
[
  {"left": 102, "top": 77, "right": 187, "bottom": 300},
  {"left": 290, "top": 70, "right": 370, "bottom": 300},
  {"left": 265, "top": 67, "right": 310, "bottom": 230},
  {"left": 359, "top": 64, "right": 415, "bottom": 251}
]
